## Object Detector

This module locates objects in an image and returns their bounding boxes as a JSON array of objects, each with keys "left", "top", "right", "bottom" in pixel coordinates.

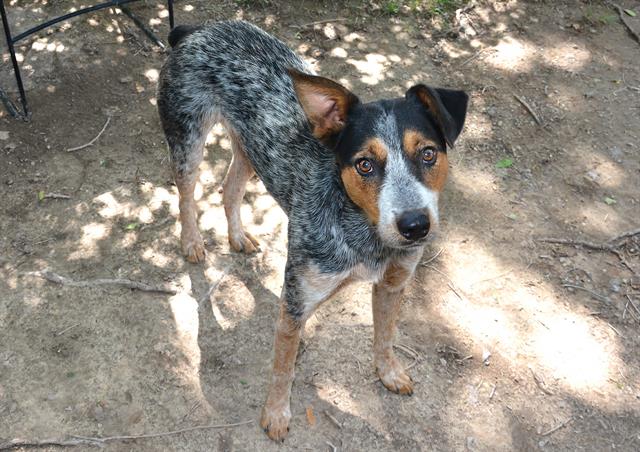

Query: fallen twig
[
  {"left": 626, "top": 294, "right": 640, "bottom": 320},
  {"left": 55, "top": 323, "right": 79, "bottom": 337},
  {"left": 470, "top": 268, "right": 513, "bottom": 287},
  {"left": 292, "top": 18, "right": 347, "bottom": 28},
  {"left": 421, "top": 248, "right": 444, "bottom": 266},
  {"left": 537, "top": 234, "right": 638, "bottom": 275},
  {"left": 425, "top": 265, "right": 466, "bottom": 300},
  {"left": 66, "top": 117, "right": 111, "bottom": 152},
  {"left": 607, "top": 322, "right": 624, "bottom": 338},
  {"left": 540, "top": 417, "right": 573, "bottom": 437},
  {"left": 323, "top": 411, "right": 343, "bottom": 429},
  {"left": 609, "top": 3, "right": 640, "bottom": 45},
  {"left": 514, "top": 94, "right": 543, "bottom": 125},
  {"left": 25, "top": 269, "right": 177, "bottom": 295},
  {"left": 326, "top": 440, "right": 338, "bottom": 452},
  {"left": 530, "top": 367, "right": 554, "bottom": 396},
  {"left": 608, "top": 228, "right": 640, "bottom": 244},
  {"left": 43, "top": 193, "right": 71, "bottom": 200},
  {"left": 199, "top": 266, "right": 231, "bottom": 305},
  {"left": 489, "top": 384, "right": 497, "bottom": 400},
  {"left": 0, "top": 420, "right": 253, "bottom": 450},
  {"left": 562, "top": 284, "right": 610, "bottom": 303}
]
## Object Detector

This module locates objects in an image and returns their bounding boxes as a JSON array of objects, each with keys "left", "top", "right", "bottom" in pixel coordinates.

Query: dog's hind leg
[
  {"left": 174, "top": 164, "right": 206, "bottom": 263},
  {"left": 222, "top": 124, "right": 260, "bottom": 253},
  {"left": 163, "top": 119, "right": 208, "bottom": 264}
]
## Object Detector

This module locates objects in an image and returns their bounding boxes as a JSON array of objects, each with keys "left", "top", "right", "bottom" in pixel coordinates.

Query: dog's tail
[{"left": 168, "top": 25, "right": 201, "bottom": 48}]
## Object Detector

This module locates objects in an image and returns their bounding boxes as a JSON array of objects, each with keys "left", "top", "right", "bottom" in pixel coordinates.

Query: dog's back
[{"left": 158, "top": 21, "right": 317, "bottom": 211}]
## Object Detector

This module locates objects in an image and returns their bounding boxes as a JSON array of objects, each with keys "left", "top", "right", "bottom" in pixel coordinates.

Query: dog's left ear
[
  {"left": 406, "top": 85, "right": 469, "bottom": 148},
  {"left": 288, "top": 69, "right": 360, "bottom": 144}
]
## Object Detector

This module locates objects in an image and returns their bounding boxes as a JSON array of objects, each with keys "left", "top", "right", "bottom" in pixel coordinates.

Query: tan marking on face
[
  {"left": 402, "top": 129, "right": 449, "bottom": 192},
  {"left": 340, "top": 137, "right": 387, "bottom": 225},
  {"left": 425, "top": 151, "right": 448, "bottom": 192}
]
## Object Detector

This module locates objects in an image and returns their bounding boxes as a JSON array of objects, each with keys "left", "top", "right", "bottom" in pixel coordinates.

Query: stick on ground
[
  {"left": 514, "top": 94, "right": 543, "bottom": 125},
  {"left": 0, "top": 420, "right": 253, "bottom": 450},
  {"left": 609, "top": 3, "right": 640, "bottom": 44},
  {"left": 66, "top": 117, "right": 111, "bottom": 152},
  {"left": 540, "top": 417, "right": 573, "bottom": 437},
  {"left": 25, "top": 269, "right": 177, "bottom": 295},
  {"left": 43, "top": 193, "right": 71, "bottom": 200}
]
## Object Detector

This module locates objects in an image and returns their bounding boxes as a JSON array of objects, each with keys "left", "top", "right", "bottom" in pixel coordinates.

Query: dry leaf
[{"left": 306, "top": 406, "right": 316, "bottom": 426}]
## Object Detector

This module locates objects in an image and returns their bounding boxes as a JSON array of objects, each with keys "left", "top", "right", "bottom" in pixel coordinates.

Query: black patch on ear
[{"left": 406, "top": 85, "right": 469, "bottom": 148}]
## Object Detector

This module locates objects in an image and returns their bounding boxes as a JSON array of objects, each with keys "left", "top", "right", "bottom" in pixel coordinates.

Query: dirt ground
[{"left": 1, "top": 0, "right": 640, "bottom": 450}]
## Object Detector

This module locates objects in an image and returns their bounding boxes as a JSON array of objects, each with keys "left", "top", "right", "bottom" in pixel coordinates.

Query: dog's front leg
[
  {"left": 260, "top": 302, "right": 304, "bottom": 442},
  {"left": 372, "top": 256, "right": 420, "bottom": 395}
]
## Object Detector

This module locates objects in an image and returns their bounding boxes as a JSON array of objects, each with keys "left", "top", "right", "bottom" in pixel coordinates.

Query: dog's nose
[{"left": 396, "top": 211, "right": 430, "bottom": 241}]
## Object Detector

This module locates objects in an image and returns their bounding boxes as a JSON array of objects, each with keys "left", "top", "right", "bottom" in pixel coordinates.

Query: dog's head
[{"left": 289, "top": 69, "right": 468, "bottom": 249}]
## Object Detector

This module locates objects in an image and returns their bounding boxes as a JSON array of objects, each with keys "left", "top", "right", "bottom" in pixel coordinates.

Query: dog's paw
[
  {"left": 229, "top": 230, "right": 260, "bottom": 254},
  {"left": 260, "top": 404, "right": 291, "bottom": 442},
  {"left": 376, "top": 360, "right": 414, "bottom": 395},
  {"left": 181, "top": 230, "right": 206, "bottom": 263}
]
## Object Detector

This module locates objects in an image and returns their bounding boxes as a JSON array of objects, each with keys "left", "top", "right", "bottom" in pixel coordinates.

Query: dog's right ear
[{"left": 288, "top": 69, "right": 359, "bottom": 144}]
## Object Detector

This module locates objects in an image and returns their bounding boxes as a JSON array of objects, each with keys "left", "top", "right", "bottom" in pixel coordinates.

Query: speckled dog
[{"left": 158, "top": 20, "right": 468, "bottom": 441}]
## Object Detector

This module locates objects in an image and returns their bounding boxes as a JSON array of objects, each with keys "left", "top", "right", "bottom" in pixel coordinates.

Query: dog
[{"left": 157, "top": 20, "right": 468, "bottom": 441}]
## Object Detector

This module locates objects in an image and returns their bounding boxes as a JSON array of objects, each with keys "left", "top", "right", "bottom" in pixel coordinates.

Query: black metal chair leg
[
  {"left": 168, "top": 0, "right": 175, "bottom": 29},
  {"left": 0, "top": 0, "right": 30, "bottom": 120},
  {"left": 1, "top": 0, "right": 176, "bottom": 120}
]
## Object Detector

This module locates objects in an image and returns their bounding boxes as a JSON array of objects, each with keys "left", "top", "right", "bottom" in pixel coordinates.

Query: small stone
[
  {"left": 0, "top": 131, "right": 9, "bottom": 140},
  {"left": 609, "top": 278, "right": 621, "bottom": 293},
  {"left": 466, "top": 436, "right": 477, "bottom": 450},
  {"left": 585, "top": 169, "right": 600, "bottom": 182},
  {"left": 323, "top": 24, "right": 338, "bottom": 40},
  {"left": 407, "top": 40, "right": 418, "bottom": 48},
  {"left": 609, "top": 146, "right": 624, "bottom": 163},
  {"left": 119, "top": 76, "right": 133, "bottom": 84},
  {"left": 482, "top": 350, "right": 491, "bottom": 366}
]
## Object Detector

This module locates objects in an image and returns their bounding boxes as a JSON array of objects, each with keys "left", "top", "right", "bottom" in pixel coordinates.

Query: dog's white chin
[{"left": 377, "top": 221, "right": 439, "bottom": 250}]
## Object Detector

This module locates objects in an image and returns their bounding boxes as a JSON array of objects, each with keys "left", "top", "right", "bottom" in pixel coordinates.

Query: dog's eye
[
  {"left": 355, "top": 158, "right": 374, "bottom": 176},
  {"left": 420, "top": 147, "right": 437, "bottom": 166}
]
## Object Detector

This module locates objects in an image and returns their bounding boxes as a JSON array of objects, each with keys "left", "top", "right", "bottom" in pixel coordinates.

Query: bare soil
[{"left": 1, "top": 1, "right": 640, "bottom": 450}]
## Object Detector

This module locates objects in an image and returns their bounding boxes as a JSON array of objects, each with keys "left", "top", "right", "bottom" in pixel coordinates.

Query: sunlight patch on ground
[
  {"left": 576, "top": 202, "right": 625, "bottom": 238},
  {"left": 316, "top": 381, "right": 367, "bottom": 421},
  {"left": 436, "top": 239, "right": 621, "bottom": 401},
  {"left": 441, "top": 394, "right": 514, "bottom": 450},
  {"left": 31, "top": 39, "right": 65, "bottom": 53},
  {"left": 144, "top": 68, "right": 159, "bottom": 83},
  {"left": 542, "top": 42, "right": 591, "bottom": 72},
  {"left": 167, "top": 276, "right": 214, "bottom": 415},
  {"left": 347, "top": 53, "right": 389, "bottom": 85},
  {"left": 68, "top": 222, "right": 108, "bottom": 260},
  {"left": 94, "top": 191, "right": 132, "bottom": 218},
  {"left": 198, "top": 205, "right": 226, "bottom": 235},
  {"left": 141, "top": 247, "right": 172, "bottom": 268},
  {"left": 485, "top": 37, "right": 534, "bottom": 72},
  {"left": 532, "top": 312, "right": 613, "bottom": 392}
]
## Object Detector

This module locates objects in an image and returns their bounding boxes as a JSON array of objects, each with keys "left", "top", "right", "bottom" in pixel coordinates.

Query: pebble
[{"left": 609, "top": 278, "right": 621, "bottom": 293}]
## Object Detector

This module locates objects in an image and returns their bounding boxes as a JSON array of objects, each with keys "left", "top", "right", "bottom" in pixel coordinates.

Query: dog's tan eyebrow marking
[
  {"left": 402, "top": 129, "right": 440, "bottom": 160},
  {"left": 425, "top": 152, "right": 448, "bottom": 192},
  {"left": 352, "top": 137, "right": 388, "bottom": 164},
  {"left": 340, "top": 137, "right": 388, "bottom": 225},
  {"left": 402, "top": 129, "right": 448, "bottom": 192}
]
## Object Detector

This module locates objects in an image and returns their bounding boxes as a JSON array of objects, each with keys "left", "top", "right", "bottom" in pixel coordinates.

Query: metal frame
[{"left": 0, "top": 0, "right": 174, "bottom": 120}]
